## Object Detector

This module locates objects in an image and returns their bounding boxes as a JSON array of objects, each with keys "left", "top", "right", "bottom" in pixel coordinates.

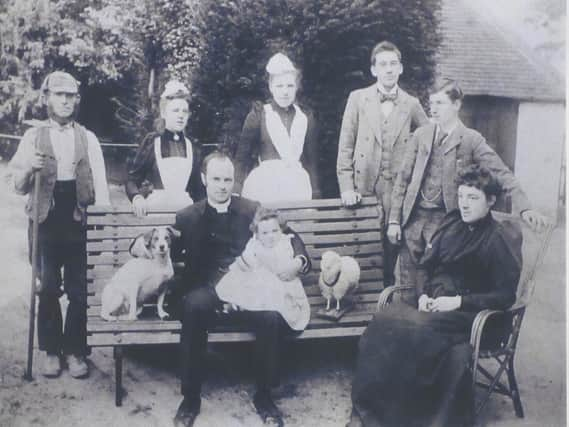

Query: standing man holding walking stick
[{"left": 8, "top": 71, "right": 110, "bottom": 378}]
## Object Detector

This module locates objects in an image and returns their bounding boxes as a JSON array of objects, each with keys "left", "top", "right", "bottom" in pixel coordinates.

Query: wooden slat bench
[{"left": 86, "top": 196, "right": 384, "bottom": 405}]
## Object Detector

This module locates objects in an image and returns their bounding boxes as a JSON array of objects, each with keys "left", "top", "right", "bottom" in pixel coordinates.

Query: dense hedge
[
  {"left": 1, "top": 0, "right": 441, "bottom": 194},
  {"left": 189, "top": 0, "right": 442, "bottom": 196}
]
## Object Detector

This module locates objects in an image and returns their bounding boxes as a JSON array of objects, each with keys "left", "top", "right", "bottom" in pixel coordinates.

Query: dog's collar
[{"left": 322, "top": 269, "right": 341, "bottom": 287}]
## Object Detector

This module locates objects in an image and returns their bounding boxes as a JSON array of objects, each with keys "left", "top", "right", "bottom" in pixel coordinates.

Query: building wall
[
  {"left": 460, "top": 96, "right": 519, "bottom": 211},
  {"left": 515, "top": 102, "right": 565, "bottom": 221},
  {"left": 460, "top": 96, "right": 519, "bottom": 171}
]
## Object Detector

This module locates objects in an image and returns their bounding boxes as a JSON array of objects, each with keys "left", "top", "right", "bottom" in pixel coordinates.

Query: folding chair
[
  {"left": 376, "top": 214, "right": 555, "bottom": 419},
  {"left": 470, "top": 219, "right": 554, "bottom": 417}
]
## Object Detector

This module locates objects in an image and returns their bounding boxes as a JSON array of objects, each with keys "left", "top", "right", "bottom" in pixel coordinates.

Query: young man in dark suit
[{"left": 172, "top": 152, "right": 310, "bottom": 427}]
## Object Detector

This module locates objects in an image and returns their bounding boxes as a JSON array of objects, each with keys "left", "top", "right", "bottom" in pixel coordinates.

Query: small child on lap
[{"left": 216, "top": 207, "right": 310, "bottom": 331}]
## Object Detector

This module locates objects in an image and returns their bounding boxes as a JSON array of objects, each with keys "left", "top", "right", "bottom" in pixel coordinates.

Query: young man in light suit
[
  {"left": 387, "top": 79, "right": 547, "bottom": 296},
  {"left": 337, "top": 41, "right": 428, "bottom": 287}
]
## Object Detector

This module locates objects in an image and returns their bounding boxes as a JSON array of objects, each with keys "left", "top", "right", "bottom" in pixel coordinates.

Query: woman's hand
[
  {"left": 132, "top": 195, "right": 147, "bottom": 217},
  {"left": 430, "top": 296, "right": 461, "bottom": 312},
  {"left": 418, "top": 294, "right": 434, "bottom": 312}
]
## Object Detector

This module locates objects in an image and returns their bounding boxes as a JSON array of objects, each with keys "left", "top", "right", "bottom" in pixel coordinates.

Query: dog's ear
[
  {"left": 129, "top": 229, "right": 155, "bottom": 259},
  {"left": 166, "top": 226, "right": 181, "bottom": 239}
]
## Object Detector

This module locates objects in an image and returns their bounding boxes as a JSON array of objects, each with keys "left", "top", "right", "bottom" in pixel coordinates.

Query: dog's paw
[{"left": 158, "top": 312, "right": 170, "bottom": 321}]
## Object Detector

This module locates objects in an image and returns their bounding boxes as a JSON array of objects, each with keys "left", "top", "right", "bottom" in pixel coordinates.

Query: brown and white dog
[{"left": 100, "top": 227, "right": 179, "bottom": 321}]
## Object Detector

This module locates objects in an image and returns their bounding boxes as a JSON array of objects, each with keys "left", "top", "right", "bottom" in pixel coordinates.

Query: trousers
[
  {"left": 33, "top": 181, "right": 88, "bottom": 356},
  {"left": 400, "top": 207, "right": 446, "bottom": 299},
  {"left": 180, "top": 286, "right": 292, "bottom": 401},
  {"left": 375, "top": 176, "right": 399, "bottom": 288}
]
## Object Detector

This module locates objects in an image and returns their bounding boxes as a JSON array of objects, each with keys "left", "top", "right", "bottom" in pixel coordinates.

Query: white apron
[
  {"left": 242, "top": 104, "right": 312, "bottom": 204},
  {"left": 145, "top": 136, "right": 194, "bottom": 210}
]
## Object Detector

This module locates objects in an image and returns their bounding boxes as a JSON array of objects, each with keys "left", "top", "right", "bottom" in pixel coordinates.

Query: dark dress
[
  {"left": 234, "top": 100, "right": 320, "bottom": 198},
  {"left": 125, "top": 130, "right": 204, "bottom": 202},
  {"left": 351, "top": 210, "right": 523, "bottom": 427}
]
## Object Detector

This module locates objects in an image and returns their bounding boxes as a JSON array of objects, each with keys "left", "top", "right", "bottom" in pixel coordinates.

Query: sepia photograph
[{"left": 0, "top": 0, "right": 565, "bottom": 426}]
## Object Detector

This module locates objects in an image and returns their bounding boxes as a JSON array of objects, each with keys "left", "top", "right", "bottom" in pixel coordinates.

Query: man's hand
[
  {"left": 341, "top": 190, "right": 362, "bottom": 207},
  {"left": 430, "top": 296, "right": 461, "bottom": 312},
  {"left": 521, "top": 210, "right": 549, "bottom": 233},
  {"left": 387, "top": 224, "right": 401, "bottom": 245},
  {"left": 30, "top": 150, "right": 46, "bottom": 173},
  {"left": 132, "top": 195, "right": 147, "bottom": 217},
  {"left": 277, "top": 257, "right": 303, "bottom": 281}
]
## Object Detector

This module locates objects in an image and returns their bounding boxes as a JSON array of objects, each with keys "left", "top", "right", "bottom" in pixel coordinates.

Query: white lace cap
[
  {"left": 265, "top": 53, "right": 297, "bottom": 75},
  {"left": 161, "top": 80, "right": 190, "bottom": 99}
]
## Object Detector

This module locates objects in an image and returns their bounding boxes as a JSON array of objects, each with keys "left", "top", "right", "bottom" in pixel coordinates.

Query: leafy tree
[
  {"left": 0, "top": 0, "right": 201, "bottom": 159},
  {"left": 0, "top": 0, "right": 140, "bottom": 159},
  {"left": 190, "top": 0, "right": 442, "bottom": 196}
]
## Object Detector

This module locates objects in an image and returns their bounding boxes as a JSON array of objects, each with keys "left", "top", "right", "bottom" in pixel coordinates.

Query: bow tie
[{"left": 379, "top": 92, "right": 397, "bottom": 103}]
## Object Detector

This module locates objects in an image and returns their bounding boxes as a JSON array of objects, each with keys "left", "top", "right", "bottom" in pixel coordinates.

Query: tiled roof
[{"left": 437, "top": 0, "right": 564, "bottom": 101}]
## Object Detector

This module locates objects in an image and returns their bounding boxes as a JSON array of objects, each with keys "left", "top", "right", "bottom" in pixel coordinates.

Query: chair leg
[
  {"left": 475, "top": 357, "right": 510, "bottom": 417},
  {"left": 113, "top": 346, "right": 124, "bottom": 407},
  {"left": 506, "top": 357, "right": 524, "bottom": 418}
]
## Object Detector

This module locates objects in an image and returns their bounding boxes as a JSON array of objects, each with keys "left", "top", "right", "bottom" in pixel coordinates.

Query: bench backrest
[{"left": 86, "top": 197, "right": 384, "bottom": 317}]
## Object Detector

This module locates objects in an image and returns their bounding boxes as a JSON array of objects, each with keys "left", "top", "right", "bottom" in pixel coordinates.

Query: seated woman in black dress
[
  {"left": 126, "top": 80, "right": 204, "bottom": 216},
  {"left": 349, "top": 165, "right": 523, "bottom": 427}
]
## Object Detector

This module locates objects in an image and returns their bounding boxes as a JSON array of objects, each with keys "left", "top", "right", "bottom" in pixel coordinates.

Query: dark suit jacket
[{"left": 173, "top": 196, "right": 311, "bottom": 291}]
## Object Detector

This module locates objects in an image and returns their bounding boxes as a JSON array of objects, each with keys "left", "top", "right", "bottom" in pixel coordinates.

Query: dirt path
[{"left": 0, "top": 162, "right": 565, "bottom": 426}]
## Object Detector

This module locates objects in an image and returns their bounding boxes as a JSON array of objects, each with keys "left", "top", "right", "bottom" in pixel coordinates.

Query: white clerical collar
[
  {"left": 207, "top": 198, "right": 231, "bottom": 213},
  {"left": 48, "top": 119, "right": 74, "bottom": 131},
  {"left": 376, "top": 83, "right": 398, "bottom": 96}
]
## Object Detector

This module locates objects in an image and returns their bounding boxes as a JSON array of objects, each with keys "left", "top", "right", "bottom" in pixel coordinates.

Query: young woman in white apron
[
  {"left": 126, "top": 81, "right": 204, "bottom": 215},
  {"left": 144, "top": 134, "right": 194, "bottom": 209},
  {"left": 235, "top": 53, "right": 320, "bottom": 204}
]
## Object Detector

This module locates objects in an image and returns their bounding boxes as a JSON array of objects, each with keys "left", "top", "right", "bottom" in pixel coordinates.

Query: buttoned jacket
[
  {"left": 389, "top": 121, "right": 531, "bottom": 227},
  {"left": 336, "top": 84, "right": 428, "bottom": 201}
]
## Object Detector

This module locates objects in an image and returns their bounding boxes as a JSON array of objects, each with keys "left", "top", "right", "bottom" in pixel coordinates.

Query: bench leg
[{"left": 113, "top": 346, "right": 124, "bottom": 407}]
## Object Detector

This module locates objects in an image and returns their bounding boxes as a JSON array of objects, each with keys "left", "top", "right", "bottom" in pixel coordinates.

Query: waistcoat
[
  {"left": 418, "top": 137, "right": 446, "bottom": 209},
  {"left": 25, "top": 124, "right": 95, "bottom": 224}
]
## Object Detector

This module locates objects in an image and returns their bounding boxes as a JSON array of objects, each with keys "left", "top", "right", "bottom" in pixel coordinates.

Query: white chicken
[{"left": 318, "top": 250, "right": 361, "bottom": 311}]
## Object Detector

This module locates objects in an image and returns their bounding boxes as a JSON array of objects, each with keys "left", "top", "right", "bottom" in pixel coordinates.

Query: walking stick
[{"left": 24, "top": 171, "right": 41, "bottom": 381}]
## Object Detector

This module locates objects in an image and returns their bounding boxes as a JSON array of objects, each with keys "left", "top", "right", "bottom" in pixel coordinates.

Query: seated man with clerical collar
[{"left": 171, "top": 151, "right": 311, "bottom": 427}]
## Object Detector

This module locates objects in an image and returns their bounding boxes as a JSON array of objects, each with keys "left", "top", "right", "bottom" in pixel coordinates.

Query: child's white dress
[{"left": 215, "top": 234, "right": 310, "bottom": 331}]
